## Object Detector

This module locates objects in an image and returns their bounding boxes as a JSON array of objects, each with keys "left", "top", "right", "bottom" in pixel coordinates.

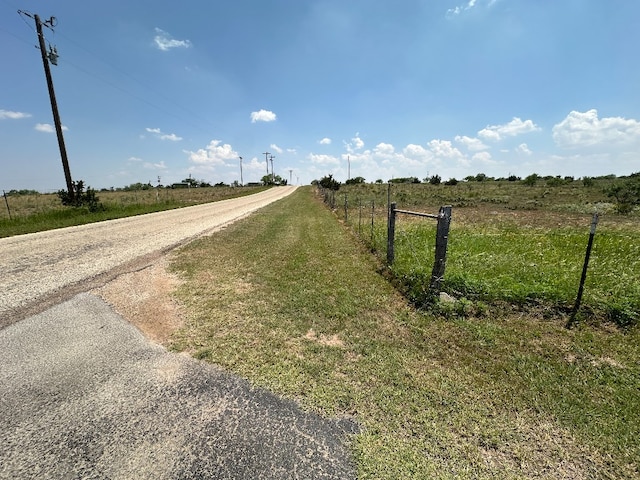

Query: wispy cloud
[
  {"left": 153, "top": 28, "right": 192, "bottom": 51},
  {"left": 35, "top": 123, "right": 67, "bottom": 133},
  {"left": 250, "top": 109, "right": 277, "bottom": 123},
  {"left": 344, "top": 133, "right": 364, "bottom": 153},
  {"left": 270, "top": 144, "right": 283, "bottom": 154},
  {"left": 447, "top": 0, "right": 499, "bottom": 17},
  {"left": 318, "top": 137, "right": 332, "bottom": 145},
  {"left": 0, "top": 109, "right": 31, "bottom": 120},
  {"left": 478, "top": 117, "right": 540, "bottom": 141},
  {"left": 145, "top": 127, "right": 183, "bottom": 141}
]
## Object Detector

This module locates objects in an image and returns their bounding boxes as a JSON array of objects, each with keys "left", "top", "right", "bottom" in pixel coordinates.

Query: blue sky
[{"left": 1, "top": 0, "right": 639, "bottom": 191}]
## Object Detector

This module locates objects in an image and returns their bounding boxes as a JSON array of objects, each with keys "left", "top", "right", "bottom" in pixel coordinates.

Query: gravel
[{"left": 1, "top": 187, "right": 296, "bottom": 327}]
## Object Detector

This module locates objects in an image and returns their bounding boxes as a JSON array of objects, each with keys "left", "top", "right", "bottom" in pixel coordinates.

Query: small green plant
[{"left": 57, "top": 180, "right": 103, "bottom": 212}]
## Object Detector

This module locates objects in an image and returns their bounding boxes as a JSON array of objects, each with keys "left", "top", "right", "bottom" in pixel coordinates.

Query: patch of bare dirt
[{"left": 94, "top": 256, "right": 184, "bottom": 345}]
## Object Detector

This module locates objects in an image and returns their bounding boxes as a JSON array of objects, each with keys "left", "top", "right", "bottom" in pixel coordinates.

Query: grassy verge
[
  {"left": 169, "top": 187, "right": 639, "bottom": 479},
  {"left": 0, "top": 186, "right": 268, "bottom": 238}
]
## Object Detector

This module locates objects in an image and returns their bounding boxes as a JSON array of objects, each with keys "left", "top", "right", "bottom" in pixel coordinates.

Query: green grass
[
  {"left": 169, "top": 187, "right": 640, "bottom": 479},
  {"left": 332, "top": 182, "right": 640, "bottom": 328}
]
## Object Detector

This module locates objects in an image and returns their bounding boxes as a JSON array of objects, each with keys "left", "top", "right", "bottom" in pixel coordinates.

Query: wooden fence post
[
  {"left": 387, "top": 202, "right": 397, "bottom": 265},
  {"left": 344, "top": 194, "right": 348, "bottom": 223},
  {"left": 429, "top": 205, "right": 452, "bottom": 293},
  {"left": 3, "top": 190, "right": 11, "bottom": 220}
]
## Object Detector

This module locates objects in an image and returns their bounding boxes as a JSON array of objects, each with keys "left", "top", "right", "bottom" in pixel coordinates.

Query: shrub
[
  {"left": 606, "top": 176, "right": 640, "bottom": 214},
  {"left": 57, "top": 180, "right": 102, "bottom": 212}
]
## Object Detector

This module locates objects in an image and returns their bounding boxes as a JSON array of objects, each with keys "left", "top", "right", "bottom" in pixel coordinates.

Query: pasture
[
  {"left": 170, "top": 187, "right": 639, "bottom": 479},
  {"left": 330, "top": 179, "right": 640, "bottom": 328}
]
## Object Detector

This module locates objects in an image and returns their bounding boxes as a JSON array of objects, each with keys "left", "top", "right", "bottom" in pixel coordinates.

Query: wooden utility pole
[
  {"left": 262, "top": 152, "right": 270, "bottom": 176},
  {"left": 31, "top": 13, "right": 74, "bottom": 201}
]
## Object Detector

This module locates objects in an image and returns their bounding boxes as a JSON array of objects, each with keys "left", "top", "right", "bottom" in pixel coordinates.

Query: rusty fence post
[
  {"left": 387, "top": 202, "right": 397, "bottom": 265},
  {"left": 429, "top": 205, "right": 452, "bottom": 293}
]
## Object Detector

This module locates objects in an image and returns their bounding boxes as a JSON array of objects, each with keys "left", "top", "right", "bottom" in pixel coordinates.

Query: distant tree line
[{"left": 312, "top": 172, "right": 640, "bottom": 214}]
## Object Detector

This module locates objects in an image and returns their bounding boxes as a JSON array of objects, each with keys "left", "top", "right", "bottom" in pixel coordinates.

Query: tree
[
  {"left": 345, "top": 176, "right": 366, "bottom": 185},
  {"left": 522, "top": 173, "right": 539, "bottom": 186},
  {"left": 607, "top": 175, "right": 640, "bottom": 214},
  {"left": 444, "top": 177, "right": 458, "bottom": 186},
  {"left": 317, "top": 174, "right": 341, "bottom": 191},
  {"left": 261, "top": 174, "right": 288, "bottom": 186},
  {"left": 429, "top": 174, "right": 441, "bottom": 185}
]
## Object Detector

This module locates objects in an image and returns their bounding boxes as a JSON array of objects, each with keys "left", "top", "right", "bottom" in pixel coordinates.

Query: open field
[
  {"left": 330, "top": 180, "right": 640, "bottom": 328},
  {"left": 169, "top": 187, "right": 639, "bottom": 479},
  {"left": 0, "top": 185, "right": 267, "bottom": 238}
]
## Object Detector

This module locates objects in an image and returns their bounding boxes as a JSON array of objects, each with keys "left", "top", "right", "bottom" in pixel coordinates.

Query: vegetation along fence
[{"left": 318, "top": 181, "right": 639, "bottom": 328}]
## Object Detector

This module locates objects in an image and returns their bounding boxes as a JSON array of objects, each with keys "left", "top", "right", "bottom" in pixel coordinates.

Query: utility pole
[
  {"left": 289, "top": 169, "right": 293, "bottom": 185},
  {"left": 22, "top": 11, "right": 74, "bottom": 201},
  {"left": 269, "top": 155, "right": 275, "bottom": 183},
  {"left": 348, "top": 155, "right": 350, "bottom": 181},
  {"left": 238, "top": 156, "right": 243, "bottom": 186},
  {"left": 262, "top": 152, "right": 270, "bottom": 177}
]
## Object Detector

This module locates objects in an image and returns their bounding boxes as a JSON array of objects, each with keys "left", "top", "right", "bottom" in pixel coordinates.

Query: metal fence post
[
  {"left": 429, "top": 205, "right": 452, "bottom": 293},
  {"left": 567, "top": 213, "right": 599, "bottom": 328},
  {"left": 387, "top": 202, "right": 396, "bottom": 265}
]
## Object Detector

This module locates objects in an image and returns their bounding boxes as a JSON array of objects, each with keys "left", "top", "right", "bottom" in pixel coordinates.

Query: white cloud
[
  {"left": 428, "top": 139, "right": 466, "bottom": 160},
  {"left": 455, "top": 135, "right": 489, "bottom": 151},
  {"left": 270, "top": 144, "right": 283, "bottom": 154},
  {"left": 35, "top": 123, "right": 67, "bottom": 133},
  {"left": 552, "top": 109, "right": 640, "bottom": 149},
  {"left": 478, "top": 117, "right": 540, "bottom": 141},
  {"left": 287, "top": 148, "right": 297, "bottom": 154},
  {"left": 319, "top": 137, "right": 332, "bottom": 145},
  {"left": 471, "top": 151, "right": 495, "bottom": 164},
  {"left": 153, "top": 28, "right": 192, "bottom": 51},
  {"left": 308, "top": 153, "right": 340, "bottom": 166},
  {"left": 374, "top": 142, "right": 395, "bottom": 156},
  {"left": 0, "top": 109, "right": 31, "bottom": 120},
  {"left": 345, "top": 133, "right": 364, "bottom": 153},
  {"left": 402, "top": 144, "right": 432, "bottom": 160},
  {"left": 515, "top": 143, "right": 533, "bottom": 155},
  {"left": 128, "top": 156, "right": 143, "bottom": 162},
  {"left": 447, "top": 0, "right": 498, "bottom": 16},
  {"left": 145, "top": 127, "right": 182, "bottom": 141},
  {"left": 186, "top": 140, "right": 238, "bottom": 166},
  {"left": 250, "top": 109, "right": 277, "bottom": 123},
  {"left": 143, "top": 161, "right": 168, "bottom": 170}
]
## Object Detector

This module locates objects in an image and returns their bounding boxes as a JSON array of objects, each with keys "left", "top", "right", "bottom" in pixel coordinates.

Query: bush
[
  {"left": 57, "top": 180, "right": 102, "bottom": 212},
  {"left": 606, "top": 175, "right": 640, "bottom": 214}
]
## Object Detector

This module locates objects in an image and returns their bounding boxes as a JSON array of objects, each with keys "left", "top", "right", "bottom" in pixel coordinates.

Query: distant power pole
[
  {"left": 262, "top": 152, "right": 270, "bottom": 176},
  {"left": 238, "top": 156, "right": 243, "bottom": 186},
  {"left": 347, "top": 155, "right": 350, "bottom": 181},
  {"left": 269, "top": 155, "right": 275, "bottom": 182},
  {"left": 289, "top": 169, "right": 292, "bottom": 185},
  {"left": 20, "top": 11, "right": 74, "bottom": 201}
]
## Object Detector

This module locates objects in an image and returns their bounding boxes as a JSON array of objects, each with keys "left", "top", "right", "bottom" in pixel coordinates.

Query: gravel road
[
  {"left": 0, "top": 186, "right": 296, "bottom": 327},
  {"left": 0, "top": 186, "right": 358, "bottom": 478}
]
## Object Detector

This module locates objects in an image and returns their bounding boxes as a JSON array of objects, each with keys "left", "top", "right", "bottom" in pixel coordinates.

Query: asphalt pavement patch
[{"left": 0, "top": 293, "right": 356, "bottom": 479}]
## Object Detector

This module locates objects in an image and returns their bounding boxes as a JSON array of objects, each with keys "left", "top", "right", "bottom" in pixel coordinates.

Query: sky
[{"left": 1, "top": 0, "right": 640, "bottom": 192}]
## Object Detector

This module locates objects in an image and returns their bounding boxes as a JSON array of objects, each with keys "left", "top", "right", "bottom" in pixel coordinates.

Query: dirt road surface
[
  {"left": 0, "top": 186, "right": 358, "bottom": 478},
  {"left": 0, "top": 186, "right": 296, "bottom": 327}
]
